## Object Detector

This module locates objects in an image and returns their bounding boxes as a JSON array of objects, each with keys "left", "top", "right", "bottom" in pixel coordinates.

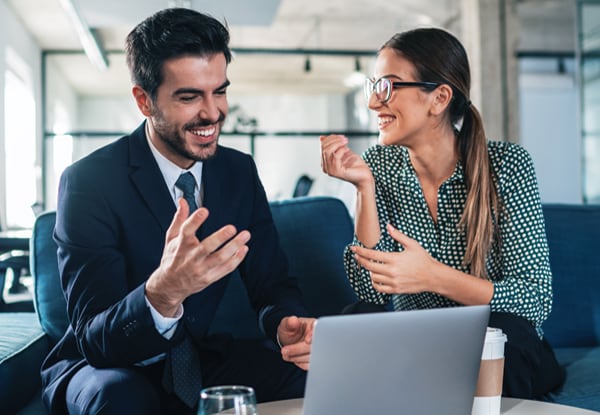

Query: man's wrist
[{"left": 145, "top": 280, "right": 181, "bottom": 317}]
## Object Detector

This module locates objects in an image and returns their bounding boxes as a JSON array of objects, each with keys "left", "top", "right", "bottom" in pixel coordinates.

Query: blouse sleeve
[
  {"left": 343, "top": 147, "right": 395, "bottom": 306},
  {"left": 490, "top": 144, "right": 552, "bottom": 329}
]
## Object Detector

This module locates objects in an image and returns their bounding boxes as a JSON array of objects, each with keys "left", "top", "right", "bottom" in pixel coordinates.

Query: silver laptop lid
[{"left": 303, "top": 305, "right": 490, "bottom": 415}]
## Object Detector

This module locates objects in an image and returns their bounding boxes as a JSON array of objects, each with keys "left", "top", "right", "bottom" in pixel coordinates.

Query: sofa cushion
[
  {"left": 269, "top": 196, "right": 356, "bottom": 316},
  {"left": 541, "top": 204, "right": 600, "bottom": 348},
  {"left": 208, "top": 196, "right": 357, "bottom": 338},
  {"left": 0, "top": 312, "right": 48, "bottom": 414},
  {"left": 545, "top": 347, "right": 600, "bottom": 411}
]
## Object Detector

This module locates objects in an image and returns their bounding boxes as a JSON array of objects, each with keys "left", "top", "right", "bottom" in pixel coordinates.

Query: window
[
  {"left": 579, "top": 0, "right": 600, "bottom": 203},
  {"left": 3, "top": 48, "right": 37, "bottom": 228}
]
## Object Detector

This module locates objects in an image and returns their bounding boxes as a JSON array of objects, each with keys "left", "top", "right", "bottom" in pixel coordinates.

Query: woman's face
[{"left": 368, "top": 48, "right": 438, "bottom": 147}]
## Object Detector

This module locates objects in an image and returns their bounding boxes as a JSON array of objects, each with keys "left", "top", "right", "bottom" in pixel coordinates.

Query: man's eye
[
  {"left": 215, "top": 89, "right": 227, "bottom": 96},
  {"left": 180, "top": 96, "right": 196, "bottom": 102}
]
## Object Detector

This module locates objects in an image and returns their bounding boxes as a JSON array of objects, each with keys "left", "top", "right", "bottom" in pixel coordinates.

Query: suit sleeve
[{"left": 55, "top": 161, "right": 175, "bottom": 368}]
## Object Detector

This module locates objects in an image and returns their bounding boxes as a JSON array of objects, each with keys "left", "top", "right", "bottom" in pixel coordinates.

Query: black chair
[
  {"left": 292, "top": 174, "right": 314, "bottom": 198},
  {"left": 0, "top": 208, "right": 33, "bottom": 309},
  {"left": 0, "top": 249, "right": 31, "bottom": 311}
]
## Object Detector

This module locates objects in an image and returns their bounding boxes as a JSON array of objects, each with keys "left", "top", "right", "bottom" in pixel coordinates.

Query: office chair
[
  {"left": 0, "top": 250, "right": 31, "bottom": 311},
  {"left": 0, "top": 211, "right": 33, "bottom": 311},
  {"left": 292, "top": 174, "right": 314, "bottom": 198}
]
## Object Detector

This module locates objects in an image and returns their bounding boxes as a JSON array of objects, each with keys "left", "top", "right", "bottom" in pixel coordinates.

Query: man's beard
[{"left": 152, "top": 108, "right": 225, "bottom": 162}]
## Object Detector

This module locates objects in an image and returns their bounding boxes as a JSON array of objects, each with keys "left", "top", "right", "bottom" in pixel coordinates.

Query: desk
[
  {"left": 256, "top": 398, "right": 599, "bottom": 415},
  {"left": 0, "top": 229, "right": 31, "bottom": 251}
]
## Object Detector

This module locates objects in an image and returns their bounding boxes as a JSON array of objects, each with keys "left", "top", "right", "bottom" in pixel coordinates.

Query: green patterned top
[{"left": 344, "top": 141, "right": 552, "bottom": 337}]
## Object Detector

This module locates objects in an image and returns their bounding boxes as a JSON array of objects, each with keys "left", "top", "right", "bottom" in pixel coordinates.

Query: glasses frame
[{"left": 364, "top": 77, "right": 440, "bottom": 103}]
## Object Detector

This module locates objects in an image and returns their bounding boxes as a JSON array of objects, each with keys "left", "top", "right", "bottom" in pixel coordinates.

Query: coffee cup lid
[{"left": 486, "top": 327, "right": 507, "bottom": 342}]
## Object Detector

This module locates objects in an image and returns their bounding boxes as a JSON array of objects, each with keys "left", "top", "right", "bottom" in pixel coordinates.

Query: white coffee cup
[{"left": 471, "top": 327, "right": 508, "bottom": 415}]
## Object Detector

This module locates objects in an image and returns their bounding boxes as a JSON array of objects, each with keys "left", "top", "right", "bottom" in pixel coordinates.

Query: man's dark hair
[{"left": 125, "top": 8, "right": 232, "bottom": 100}]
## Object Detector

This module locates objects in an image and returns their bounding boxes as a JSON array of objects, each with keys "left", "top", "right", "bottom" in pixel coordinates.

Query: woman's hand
[
  {"left": 320, "top": 135, "right": 373, "bottom": 188},
  {"left": 352, "top": 224, "right": 494, "bottom": 305},
  {"left": 350, "top": 224, "right": 438, "bottom": 294}
]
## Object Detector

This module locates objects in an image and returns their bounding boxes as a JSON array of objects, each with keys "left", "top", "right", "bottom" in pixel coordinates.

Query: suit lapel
[
  {"left": 128, "top": 123, "right": 175, "bottom": 233},
  {"left": 197, "top": 151, "right": 225, "bottom": 240},
  {"left": 184, "top": 149, "right": 230, "bottom": 327}
]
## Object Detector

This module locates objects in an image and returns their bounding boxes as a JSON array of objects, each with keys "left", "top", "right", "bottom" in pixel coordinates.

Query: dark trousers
[
  {"left": 342, "top": 302, "right": 565, "bottom": 400},
  {"left": 489, "top": 312, "right": 564, "bottom": 399},
  {"left": 65, "top": 338, "right": 306, "bottom": 415}
]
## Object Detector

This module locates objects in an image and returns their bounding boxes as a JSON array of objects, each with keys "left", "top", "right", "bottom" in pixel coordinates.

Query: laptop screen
[{"left": 303, "top": 305, "right": 490, "bottom": 415}]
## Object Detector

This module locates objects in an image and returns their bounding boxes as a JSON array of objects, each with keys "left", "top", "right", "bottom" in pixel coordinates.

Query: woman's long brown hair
[{"left": 382, "top": 28, "right": 499, "bottom": 278}]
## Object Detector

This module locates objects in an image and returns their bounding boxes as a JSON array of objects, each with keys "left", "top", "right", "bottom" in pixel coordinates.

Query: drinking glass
[{"left": 197, "top": 385, "right": 258, "bottom": 415}]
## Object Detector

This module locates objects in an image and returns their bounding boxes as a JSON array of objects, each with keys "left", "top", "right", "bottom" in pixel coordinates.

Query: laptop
[{"left": 303, "top": 305, "right": 490, "bottom": 415}]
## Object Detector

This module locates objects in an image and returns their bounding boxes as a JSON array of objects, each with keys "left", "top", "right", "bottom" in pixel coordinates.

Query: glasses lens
[
  {"left": 374, "top": 78, "right": 391, "bottom": 102},
  {"left": 364, "top": 78, "right": 374, "bottom": 101}
]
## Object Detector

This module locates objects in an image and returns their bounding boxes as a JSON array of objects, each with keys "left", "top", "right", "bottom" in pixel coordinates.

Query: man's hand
[
  {"left": 145, "top": 198, "right": 251, "bottom": 317},
  {"left": 278, "top": 316, "right": 317, "bottom": 371}
]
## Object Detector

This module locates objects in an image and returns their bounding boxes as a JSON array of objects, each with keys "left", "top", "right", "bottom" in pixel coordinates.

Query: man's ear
[
  {"left": 430, "top": 84, "right": 453, "bottom": 116},
  {"left": 132, "top": 85, "right": 152, "bottom": 116}
]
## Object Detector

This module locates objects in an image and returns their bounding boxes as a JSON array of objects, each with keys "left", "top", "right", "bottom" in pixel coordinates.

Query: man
[{"left": 41, "top": 8, "right": 315, "bottom": 415}]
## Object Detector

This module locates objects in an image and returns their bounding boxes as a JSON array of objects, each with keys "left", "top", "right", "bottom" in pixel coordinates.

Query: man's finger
[
  {"left": 179, "top": 206, "right": 210, "bottom": 239},
  {"left": 205, "top": 231, "right": 251, "bottom": 266},
  {"left": 165, "top": 198, "right": 191, "bottom": 242},
  {"left": 200, "top": 243, "right": 250, "bottom": 286},
  {"left": 197, "top": 226, "right": 249, "bottom": 258}
]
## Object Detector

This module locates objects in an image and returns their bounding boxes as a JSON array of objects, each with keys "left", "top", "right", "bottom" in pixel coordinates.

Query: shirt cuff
[{"left": 144, "top": 295, "right": 183, "bottom": 339}]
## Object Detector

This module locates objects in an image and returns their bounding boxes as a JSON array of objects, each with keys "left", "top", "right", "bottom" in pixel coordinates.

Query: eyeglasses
[{"left": 364, "top": 77, "right": 440, "bottom": 103}]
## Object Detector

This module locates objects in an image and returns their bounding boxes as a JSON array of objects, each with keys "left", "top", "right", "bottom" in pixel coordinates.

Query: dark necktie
[
  {"left": 163, "top": 334, "right": 203, "bottom": 408},
  {"left": 175, "top": 172, "right": 198, "bottom": 212},
  {"left": 164, "top": 171, "right": 202, "bottom": 407}
]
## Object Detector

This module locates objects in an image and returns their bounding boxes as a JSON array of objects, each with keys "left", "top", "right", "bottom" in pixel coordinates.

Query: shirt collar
[{"left": 145, "top": 125, "right": 203, "bottom": 202}]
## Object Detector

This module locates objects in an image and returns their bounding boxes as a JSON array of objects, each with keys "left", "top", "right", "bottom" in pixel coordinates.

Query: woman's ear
[
  {"left": 430, "top": 84, "right": 453, "bottom": 115},
  {"left": 132, "top": 85, "right": 152, "bottom": 116}
]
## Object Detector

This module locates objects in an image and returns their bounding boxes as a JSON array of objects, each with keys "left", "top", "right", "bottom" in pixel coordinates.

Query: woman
[{"left": 320, "top": 27, "right": 564, "bottom": 399}]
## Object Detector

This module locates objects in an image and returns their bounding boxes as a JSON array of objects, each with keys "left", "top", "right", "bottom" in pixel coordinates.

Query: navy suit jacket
[{"left": 41, "top": 123, "right": 308, "bottom": 413}]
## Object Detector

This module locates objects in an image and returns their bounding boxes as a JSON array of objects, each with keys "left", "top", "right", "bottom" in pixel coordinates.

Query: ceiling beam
[{"left": 58, "top": 0, "right": 109, "bottom": 71}]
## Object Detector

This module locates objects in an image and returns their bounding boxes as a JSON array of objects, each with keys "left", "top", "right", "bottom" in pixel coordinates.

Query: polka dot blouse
[{"left": 344, "top": 141, "right": 552, "bottom": 337}]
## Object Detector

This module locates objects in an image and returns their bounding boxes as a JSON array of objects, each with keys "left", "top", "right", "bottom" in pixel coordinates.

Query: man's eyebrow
[{"left": 173, "top": 80, "right": 231, "bottom": 96}]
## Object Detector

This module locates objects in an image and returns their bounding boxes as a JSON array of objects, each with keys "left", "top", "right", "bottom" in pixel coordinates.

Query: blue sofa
[
  {"left": 1, "top": 198, "right": 599, "bottom": 413},
  {"left": 540, "top": 204, "right": 600, "bottom": 410}
]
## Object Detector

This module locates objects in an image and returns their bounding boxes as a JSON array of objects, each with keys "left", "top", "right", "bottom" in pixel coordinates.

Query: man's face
[{"left": 146, "top": 53, "right": 229, "bottom": 168}]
